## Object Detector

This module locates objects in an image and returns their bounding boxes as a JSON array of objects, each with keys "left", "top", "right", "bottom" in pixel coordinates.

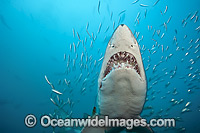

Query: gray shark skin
[
  {"left": 82, "top": 24, "right": 152, "bottom": 133},
  {"left": 98, "top": 24, "right": 146, "bottom": 119}
]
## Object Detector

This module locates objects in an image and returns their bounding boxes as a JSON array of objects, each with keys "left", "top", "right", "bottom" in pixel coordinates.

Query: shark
[{"left": 82, "top": 24, "right": 152, "bottom": 133}]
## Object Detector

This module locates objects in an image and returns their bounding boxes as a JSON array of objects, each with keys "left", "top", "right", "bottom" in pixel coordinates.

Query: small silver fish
[
  {"left": 160, "top": 10, "right": 163, "bottom": 15},
  {"left": 81, "top": 87, "right": 86, "bottom": 94},
  {"left": 135, "top": 12, "right": 141, "bottom": 23},
  {"left": 168, "top": 53, "right": 173, "bottom": 58},
  {"left": 97, "top": 1, "right": 100, "bottom": 14},
  {"left": 157, "top": 30, "right": 160, "bottom": 36},
  {"left": 195, "top": 44, "right": 199, "bottom": 49},
  {"left": 113, "top": 21, "right": 115, "bottom": 30},
  {"left": 166, "top": 46, "right": 169, "bottom": 51},
  {"left": 186, "top": 12, "right": 191, "bottom": 20},
  {"left": 73, "top": 59, "right": 76, "bottom": 67},
  {"left": 140, "top": 4, "right": 149, "bottom": 7},
  {"left": 45, "top": 75, "right": 51, "bottom": 85},
  {"left": 164, "top": 22, "right": 167, "bottom": 30},
  {"left": 90, "top": 40, "right": 93, "bottom": 48},
  {"left": 72, "top": 28, "right": 75, "bottom": 38},
  {"left": 194, "top": 49, "right": 199, "bottom": 54},
  {"left": 195, "top": 26, "right": 200, "bottom": 31},
  {"left": 181, "top": 108, "right": 190, "bottom": 113},
  {"left": 98, "top": 56, "right": 104, "bottom": 62},
  {"left": 161, "top": 33, "right": 165, "bottom": 38},
  {"left": 118, "top": 10, "right": 126, "bottom": 16},
  {"left": 52, "top": 89, "right": 62, "bottom": 95},
  {"left": 153, "top": 0, "right": 160, "bottom": 7},
  {"left": 144, "top": 9, "right": 147, "bottom": 18},
  {"left": 76, "top": 32, "right": 81, "bottom": 41},
  {"left": 86, "top": 22, "right": 89, "bottom": 30},
  {"left": 64, "top": 79, "right": 69, "bottom": 86},
  {"left": 152, "top": 29, "right": 156, "bottom": 37},
  {"left": 132, "top": 0, "right": 139, "bottom": 4},
  {"left": 86, "top": 29, "right": 91, "bottom": 38},
  {"left": 50, "top": 98, "right": 57, "bottom": 106},
  {"left": 167, "top": 16, "right": 172, "bottom": 23},
  {"left": 164, "top": 6, "right": 168, "bottom": 14},
  {"left": 118, "top": 16, "right": 121, "bottom": 25},
  {"left": 70, "top": 43, "right": 72, "bottom": 52},
  {"left": 110, "top": 12, "right": 113, "bottom": 20},
  {"left": 105, "top": 26, "right": 109, "bottom": 33},
  {"left": 189, "top": 39, "right": 193, "bottom": 44},
  {"left": 195, "top": 38, "right": 199, "bottom": 43},
  {"left": 73, "top": 42, "right": 76, "bottom": 53},
  {"left": 183, "top": 22, "right": 187, "bottom": 27},
  {"left": 64, "top": 53, "right": 66, "bottom": 61},
  {"left": 190, "top": 11, "right": 198, "bottom": 20},
  {"left": 97, "top": 22, "right": 102, "bottom": 34},
  {"left": 194, "top": 16, "right": 198, "bottom": 23}
]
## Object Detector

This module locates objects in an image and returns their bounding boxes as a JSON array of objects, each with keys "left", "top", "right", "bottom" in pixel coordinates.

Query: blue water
[{"left": 0, "top": 0, "right": 200, "bottom": 132}]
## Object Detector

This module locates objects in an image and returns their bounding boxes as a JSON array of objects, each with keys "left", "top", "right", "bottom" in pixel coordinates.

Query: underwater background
[{"left": 0, "top": 0, "right": 200, "bottom": 132}]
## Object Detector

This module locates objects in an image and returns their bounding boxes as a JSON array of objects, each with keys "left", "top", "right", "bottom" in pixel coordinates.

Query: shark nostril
[{"left": 121, "top": 24, "right": 124, "bottom": 27}]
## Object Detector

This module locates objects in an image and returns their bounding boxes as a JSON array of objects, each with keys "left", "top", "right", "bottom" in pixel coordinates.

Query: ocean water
[{"left": 0, "top": 0, "right": 200, "bottom": 132}]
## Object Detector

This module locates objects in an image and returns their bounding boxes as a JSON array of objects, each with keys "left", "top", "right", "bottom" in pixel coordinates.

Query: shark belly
[
  {"left": 82, "top": 24, "right": 152, "bottom": 133},
  {"left": 98, "top": 68, "right": 146, "bottom": 119}
]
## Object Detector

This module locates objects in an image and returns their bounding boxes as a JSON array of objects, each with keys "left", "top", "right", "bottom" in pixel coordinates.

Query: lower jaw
[{"left": 102, "top": 67, "right": 139, "bottom": 81}]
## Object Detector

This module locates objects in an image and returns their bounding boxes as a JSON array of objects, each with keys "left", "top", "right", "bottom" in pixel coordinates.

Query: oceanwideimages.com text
[{"left": 26, "top": 115, "right": 176, "bottom": 129}]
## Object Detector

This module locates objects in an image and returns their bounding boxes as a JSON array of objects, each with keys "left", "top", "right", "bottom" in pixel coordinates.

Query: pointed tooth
[
  {"left": 121, "top": 54, "right": 125, "bottom": 58},
  {"left": 124, "top": 54, "right": 128, "bottom": 59},
  {"left": 113, "top": 55, "right": 116, "bottom": 60},
  {"left": 117, "top": 52, "right": 120, "bottom": 57}
]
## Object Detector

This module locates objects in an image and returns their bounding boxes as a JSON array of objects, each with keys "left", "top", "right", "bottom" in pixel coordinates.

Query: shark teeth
[{"left": 103, "top": 51, "right": 141, "bottom": 78}]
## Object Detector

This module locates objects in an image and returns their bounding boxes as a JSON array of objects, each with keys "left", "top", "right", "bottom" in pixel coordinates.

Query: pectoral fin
[{"left": 127, "top": 116, "right": 154, "bottom": 133}]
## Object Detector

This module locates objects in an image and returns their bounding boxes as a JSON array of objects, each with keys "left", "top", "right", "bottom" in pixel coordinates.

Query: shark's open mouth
[{"left": 103, "top": 51, "right": 140, "bottom": 79}]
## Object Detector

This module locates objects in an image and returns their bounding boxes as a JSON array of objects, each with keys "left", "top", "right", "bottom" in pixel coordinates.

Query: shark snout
[
  {"left": 110, "top": 24, "right": 134, "bottom": 45},
  {"left": 117, "top": 24, "right": 129, "bottom": 32}
]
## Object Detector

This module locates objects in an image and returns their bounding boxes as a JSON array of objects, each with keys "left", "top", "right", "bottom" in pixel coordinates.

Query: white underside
[{"left": 98, "top": 68, "right": 146, "bottom": 119}]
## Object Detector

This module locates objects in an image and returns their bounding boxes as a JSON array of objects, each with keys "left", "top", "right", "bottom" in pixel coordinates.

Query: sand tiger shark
[{"left": 82, "top": 24, "right": 153, "bottom": 133}]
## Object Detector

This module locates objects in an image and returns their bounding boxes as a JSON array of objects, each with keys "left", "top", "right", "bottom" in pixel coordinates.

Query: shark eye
[{"left": 110, "top": 44, "right": 115, "bottom": 48}]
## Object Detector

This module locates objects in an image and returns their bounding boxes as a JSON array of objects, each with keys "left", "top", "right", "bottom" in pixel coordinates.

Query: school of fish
[{"left": 42, "top": 0, "right": 200, "bottom": 132}]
